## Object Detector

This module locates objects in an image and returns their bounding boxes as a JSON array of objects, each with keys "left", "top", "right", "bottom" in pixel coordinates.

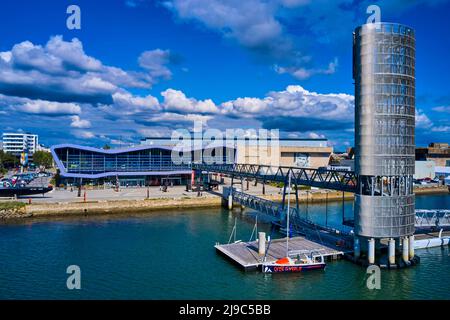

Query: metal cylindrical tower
[{"left": 353, "top": 23, "right": 415, "bottom": 244}]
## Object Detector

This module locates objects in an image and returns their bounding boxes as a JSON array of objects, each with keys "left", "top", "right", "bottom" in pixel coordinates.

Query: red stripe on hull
[{"left": 262, "top": 263, "right": 326, "bottom": 273}]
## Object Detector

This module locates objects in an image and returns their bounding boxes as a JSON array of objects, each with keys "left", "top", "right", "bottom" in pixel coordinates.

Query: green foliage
[
  {"left": 0, "top": 150, "right": 18, "bottom": 171},
  {"left": 32, "top": 151, "right": 53, "bottom": 168},
  {"left": 268, "top": 181, "right": 311, "bottom": 190},
  {"left": 52, "top": 169, "right": 61, "bottom": 186},
  {"left": 268, "top": 182, "right": 283, "bottom": 188},
  {"left": 103, "top": 144, "right": 111, "bottom": 150},
  {"left": 0, "top": 202, "right": 26, "bottom": 210}
]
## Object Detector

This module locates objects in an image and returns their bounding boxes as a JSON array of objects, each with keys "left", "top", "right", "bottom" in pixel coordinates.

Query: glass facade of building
[
  {"left": 353, "top": 23, "right": 416, "bottom": 238},
  {"left": 54, "top": 146, "right": 189, "bottom": 175},
  {"left": 51, "top": 144, "right": 233, "bottom": 186}
]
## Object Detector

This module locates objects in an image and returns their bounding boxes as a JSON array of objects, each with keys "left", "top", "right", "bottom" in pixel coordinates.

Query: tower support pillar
[
  {"left": 388, "top": 238, "right": 396, "bottom": 265},
  {"left": 402, "top": 237, "right": 410, "bottom": 263},
  {"left": 354, "top": 236, "right": 361, "bottom": 259},
  {"left": 368, "top": 238, "right": 375, "bottom": 264},
  {"left": 409, "top": 235, "right": 415, "bottom": 260}
]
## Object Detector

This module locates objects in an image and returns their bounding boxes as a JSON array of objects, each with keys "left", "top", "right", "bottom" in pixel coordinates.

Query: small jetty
[{"left": 215, "top": 236, "right": 346, "bottom": 271}]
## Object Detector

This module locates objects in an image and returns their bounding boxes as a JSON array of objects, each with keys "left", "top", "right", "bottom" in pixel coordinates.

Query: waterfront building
[
  {"left": 414, "top": 161, "right": 435, "bottom": 180},
  {"left": 141, "top": 137, "right": 333, "bottom": 168},
  {"left": 52, "top": 137, "right": 333, "bottom": 187},
  {"left": 332, "top": 158, "right": 436, "bottom": 180},
  {"left": 2, "top": 132, "right": 38, "bottom": 156},
  {"left": 36, "top": 144, "right": 51, "bottom": 153},
  {"left": 435, "top": 166, "right": 450, "bottom": 184},
  {"left": 329, "top": 159, "right": 355, "bottom": 171},
  {"left": 416, "top": 143, "right": 450, "bottom": 167},
  {"left": 51, "top": 144, "right": 232, "bottom": 187},
  {"left": 353, "top": 22, "right": 416, "bottom": 264}
]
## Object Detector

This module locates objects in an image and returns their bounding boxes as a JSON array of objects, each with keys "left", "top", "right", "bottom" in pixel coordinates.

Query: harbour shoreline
[
  {"left": 17, "top": 190, "right": 355, "bottom": 219},
  {"left": 0, "top": 185, "right": 447, "bottom": 220}
]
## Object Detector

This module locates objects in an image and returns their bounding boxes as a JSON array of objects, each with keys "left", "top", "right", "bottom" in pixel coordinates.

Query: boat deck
[
  {"left": 215, "top": 236, "right": 346, "bottom": 271},
  {"left": 415, "top": 230, "right": 450, "bottom": 240}
]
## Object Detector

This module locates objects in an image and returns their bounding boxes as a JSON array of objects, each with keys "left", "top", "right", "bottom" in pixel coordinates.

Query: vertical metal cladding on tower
[{"left": 353, "top": 23, "right": 416, "bottom": 238}]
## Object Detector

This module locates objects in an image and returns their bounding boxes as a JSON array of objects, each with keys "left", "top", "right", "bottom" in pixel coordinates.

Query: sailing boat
[{"left": 262, "top": 171, "right": 326, "bottom": 273}]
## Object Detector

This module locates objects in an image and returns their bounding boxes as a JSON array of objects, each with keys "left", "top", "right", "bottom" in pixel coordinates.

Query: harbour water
[{"left": 0, "top": 194, "right": 449, "bottom": 300}]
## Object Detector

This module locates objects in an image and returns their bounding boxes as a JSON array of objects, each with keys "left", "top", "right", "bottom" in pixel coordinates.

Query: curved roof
[
  {"left": 51, "top": 143, "right": 176, "bottom": 155},
  {"left": 50, "top": 144, "right": 193, "bottom": 179}
]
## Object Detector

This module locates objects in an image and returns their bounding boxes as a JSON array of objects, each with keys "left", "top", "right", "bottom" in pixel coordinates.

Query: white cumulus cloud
[
  {"left": 0, "top": 36, "right": 173, "bottom": 105},
  {"left": 161, "top": 88, "right": 219, "bottom": 114},
  {"left": 139, "top": 49, "right": 173, "bottom": 80},
  {"left": 16, "top": 100, "right": 81, "bottom": 115},
  {"left": 222, "top": 85, "right": 354, "bottom": 121},
  {"left": 70, "top": 115, "right": 92, "bottom": 129},
  {"left": 433, "top": 105, "right": 450, "bottom": 113},
  {"left": 416, "top": 109, "right": 433, "bottom": 129},
  {"left": 73, "top": 130, "right": 96, "bottom": 139}
]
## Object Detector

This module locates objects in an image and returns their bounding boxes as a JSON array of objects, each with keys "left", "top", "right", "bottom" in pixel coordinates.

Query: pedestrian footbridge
[
  {"left": 193, "top": 163, "right": 357, "bottom": 192},
  {"left": 224, "top": 187, "right": 450, "bottom": 232}
]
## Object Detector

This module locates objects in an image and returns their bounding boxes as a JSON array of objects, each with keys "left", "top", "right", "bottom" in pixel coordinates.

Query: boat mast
[{"left": 286, "top": 170, "right": 291, "bottom": 256}]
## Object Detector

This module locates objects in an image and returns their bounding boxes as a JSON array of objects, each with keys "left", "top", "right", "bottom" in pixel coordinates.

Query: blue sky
[{"left": 0, "top": 0, "right": 449, "bottom": 150}]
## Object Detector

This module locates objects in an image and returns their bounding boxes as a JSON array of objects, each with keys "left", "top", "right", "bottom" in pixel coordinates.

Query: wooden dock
[{"left": 215, "top": 236, "right": 345, "bottom": 270}]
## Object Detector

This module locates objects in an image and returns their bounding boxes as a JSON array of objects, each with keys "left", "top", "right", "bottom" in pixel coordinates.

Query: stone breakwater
[
  {"left": 0, "top": 204, "right": 30, "bottom": 219},
  {"left": 414, "top": 185, "right": 449, "bottom": 195},
  {"left": 26, "top": 197, "right": 223, "bottom": 218}
]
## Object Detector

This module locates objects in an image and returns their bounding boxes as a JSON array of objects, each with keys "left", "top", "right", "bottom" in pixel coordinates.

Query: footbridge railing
[
  {"left": 415, "top": 210, "right": 450, "bottom": 228},
  {"left": 226, "top": 187, "right": 354, "bottom": 238},
  {"left": 226, "top": 187, "right": 450, "bottom": 234},
  {"left": 193, "top": 163, "right": 358, "bottom": 192}
]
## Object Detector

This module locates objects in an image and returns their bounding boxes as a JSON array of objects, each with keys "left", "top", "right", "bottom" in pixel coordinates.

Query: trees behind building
[
  {"left": 32, "top": 151, "right": 53, "bottom": 169},
  {"left": 0, "top": 150, "right": 19, "bottom": 174}
]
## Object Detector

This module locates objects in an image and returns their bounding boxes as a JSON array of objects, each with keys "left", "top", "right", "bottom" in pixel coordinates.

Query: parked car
[
  {"left": 38, "top": 172, "right": 52, "bottom": 177},
  {"left": 1, "top": 181, "right": 12, "bottom": 188},
  {"left": 0, "top": 178, "right": 13, "bottom": 188},
  {"left": 16, "top": 181, "right": 27, "bottom": 187}
]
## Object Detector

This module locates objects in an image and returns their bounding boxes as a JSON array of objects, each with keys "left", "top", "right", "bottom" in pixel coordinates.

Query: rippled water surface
[{"left": 0, "top": 193, "right": 449, "bottom": 299}]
